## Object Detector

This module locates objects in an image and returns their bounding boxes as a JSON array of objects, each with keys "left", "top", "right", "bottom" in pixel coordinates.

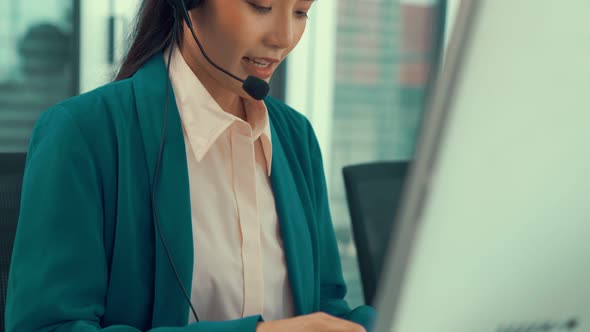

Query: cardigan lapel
[
  {"left": 132, "top": 54, "right": 194, "bottom": 327},
  {"left": 268, "top": 117, "right": 316, "bottom": 316}
]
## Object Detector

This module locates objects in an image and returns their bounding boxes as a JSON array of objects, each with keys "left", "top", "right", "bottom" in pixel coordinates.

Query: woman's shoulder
[
  {"left": 51, "top": 78, "right": 136, "bottom": 124},
  {"left": 34, "top": 78, "right": 138, "bottom": 142},
  {"left": 29, "top": 78, "right": 139, "bottom": 157}
]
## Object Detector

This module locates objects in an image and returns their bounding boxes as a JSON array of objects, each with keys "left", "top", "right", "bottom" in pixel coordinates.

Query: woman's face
[{"left": 184, "top": 0, "right": 314, "bottom": 100}]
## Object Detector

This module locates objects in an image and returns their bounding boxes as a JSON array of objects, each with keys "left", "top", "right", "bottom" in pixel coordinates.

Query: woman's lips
[{"left": 241, "top": 57, "right": 277, "bottom": 80}]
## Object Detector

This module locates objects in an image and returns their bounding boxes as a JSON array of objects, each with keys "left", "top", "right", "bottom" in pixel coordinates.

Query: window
[
  {"left": 286, "top": 0, "right": 446, "bottom": 306},
  {"left": 0, "top": 0, "right": 78, "bottom": 152}
]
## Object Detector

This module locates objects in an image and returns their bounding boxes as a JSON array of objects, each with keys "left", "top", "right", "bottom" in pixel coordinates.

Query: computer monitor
[{"left": 374, "top": 1, "right": 590, "bottom": 331}]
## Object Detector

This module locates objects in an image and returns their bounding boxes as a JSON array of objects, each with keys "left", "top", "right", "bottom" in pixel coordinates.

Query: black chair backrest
[
  {"left": 342, "top": 160, "right": 409, "bottom": 305},
  {"left": 0, "top": 153, "right": 26, "bottom": 332}
]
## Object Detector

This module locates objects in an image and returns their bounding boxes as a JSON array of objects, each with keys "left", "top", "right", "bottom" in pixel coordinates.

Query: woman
[{"left": 5, "top": 0, "right": 376, "bottom": 331}]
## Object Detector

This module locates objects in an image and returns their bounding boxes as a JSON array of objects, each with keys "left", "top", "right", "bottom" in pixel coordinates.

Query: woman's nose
[{"left": 266, "top": 17, "right": 294, "bottom": 50}]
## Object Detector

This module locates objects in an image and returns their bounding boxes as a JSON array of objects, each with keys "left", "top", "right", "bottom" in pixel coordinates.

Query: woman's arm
[
  {"left": 305, "top": 119, "right": 377, "bottom": 332},
  {"left": 4, "top": 107, "right": 262, "bottom": 332}
]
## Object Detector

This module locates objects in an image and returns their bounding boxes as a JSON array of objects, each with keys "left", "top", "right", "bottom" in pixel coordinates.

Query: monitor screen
[{"left": 374, "top": 1, "right": 590, "bottom": 331}]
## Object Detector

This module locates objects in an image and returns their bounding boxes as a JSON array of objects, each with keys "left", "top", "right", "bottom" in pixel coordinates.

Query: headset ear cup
[{"left": 185, "top": 0, "right": 202, "bottom": 10}]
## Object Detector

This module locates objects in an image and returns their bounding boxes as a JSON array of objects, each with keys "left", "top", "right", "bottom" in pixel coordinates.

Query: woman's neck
[{"left": 178, "top": 42, "right": 247, "bottom": 122}]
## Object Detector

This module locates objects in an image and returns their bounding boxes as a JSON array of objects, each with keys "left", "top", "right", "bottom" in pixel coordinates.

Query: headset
[
  {"left": 174, "top": 0, "right": 270, "bottom": 100},
  {"left": 151, "top": 0, "right": 270, "bottom": 324}
]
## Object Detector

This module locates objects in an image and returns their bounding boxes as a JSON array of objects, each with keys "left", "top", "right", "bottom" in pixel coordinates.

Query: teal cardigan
[{"left": 5, "top": 54, "right": 375, "bottom": 332}]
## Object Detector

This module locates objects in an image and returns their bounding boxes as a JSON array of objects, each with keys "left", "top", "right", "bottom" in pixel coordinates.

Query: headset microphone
[{"left": 177, "top": 0, "right": 270, "bottom": 100}]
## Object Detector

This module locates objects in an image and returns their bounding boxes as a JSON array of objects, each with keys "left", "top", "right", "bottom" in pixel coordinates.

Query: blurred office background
[{"left": 0, "top": 0, "right": 450, "bottom": 307}]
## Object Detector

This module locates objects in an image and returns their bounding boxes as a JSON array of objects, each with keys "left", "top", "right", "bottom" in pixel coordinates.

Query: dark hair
[{"left": 114, "top": 0, "right": 185, "bottom": 81}]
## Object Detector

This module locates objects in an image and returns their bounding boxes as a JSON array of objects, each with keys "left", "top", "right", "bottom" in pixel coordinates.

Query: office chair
[
  {"left": 0, "top": 153, "right": 26, "bottom": 332},
  {"left": 342, "top": 160, "right": 409, "bottom": 305}
]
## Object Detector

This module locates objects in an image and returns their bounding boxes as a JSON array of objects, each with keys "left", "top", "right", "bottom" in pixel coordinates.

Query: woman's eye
[
  {"left": 295, "top": 10, "right": 309, "bottom": 19},
  {"left": 249, "top": 3, "right": 272, "bottom": 13}
]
